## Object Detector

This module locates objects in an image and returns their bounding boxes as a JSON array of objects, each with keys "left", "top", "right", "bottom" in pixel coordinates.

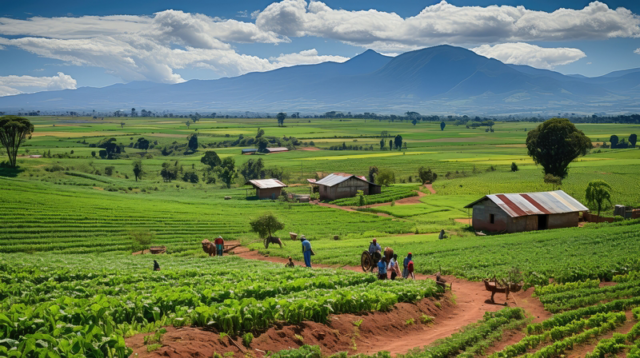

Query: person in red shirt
[
  {"left": 214, "top": 236, "right": 224, "bottom": 256},
  {"left": 407, "top": 260, "right": 415, "bottom": 280}
]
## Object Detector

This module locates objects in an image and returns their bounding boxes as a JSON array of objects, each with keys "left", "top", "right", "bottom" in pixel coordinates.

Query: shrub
[{"left": 104, "top": 166, "right": 115, "bottom": 176}]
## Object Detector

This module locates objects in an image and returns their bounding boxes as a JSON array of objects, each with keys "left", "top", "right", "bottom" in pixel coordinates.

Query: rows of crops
[
  {"left": 330, "top": 185, "right": 419, "bottom": 206},
  {"left": 0, "top": 178, "right": 412, "bottom": 253},
  {"left": 251, "top": 219, "right": 640, "bottom": 286},
  {"left": 0, "top": 253, "right": 441, "bottom": 357}
]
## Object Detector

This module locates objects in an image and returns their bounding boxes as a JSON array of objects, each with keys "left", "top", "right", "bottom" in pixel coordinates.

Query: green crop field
[{"left": 2, "top": 115, "right": 640, "bottom": 357}]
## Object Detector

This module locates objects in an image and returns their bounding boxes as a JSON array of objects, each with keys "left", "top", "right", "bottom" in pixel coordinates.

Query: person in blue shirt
[
  {"left": 377, "top": 258, "right": 387, "bottom": 280},
  {"left": 300, "top": 235, "right": 313, "bottom": 267},
  {"left": 368, "top": 239, "right": 382, "bottom": 255},
  {"left": 403, "top": 252, "right": 413, "bottom": 279}
]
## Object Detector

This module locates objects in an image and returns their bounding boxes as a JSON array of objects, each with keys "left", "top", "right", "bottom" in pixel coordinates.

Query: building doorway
[{"left": 537, "top": 215, "right": 548, "bottom": 230}]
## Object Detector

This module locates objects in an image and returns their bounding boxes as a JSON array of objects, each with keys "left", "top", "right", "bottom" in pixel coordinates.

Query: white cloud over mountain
[
  {"left": 472, "top": 43, "right": 587, "bottom": 69},
  {"left": 0, "top": 1, "right": 637, "bottom": 84},
  {"left": 0, "top": 72, "right": 76, "bottom": 96}
]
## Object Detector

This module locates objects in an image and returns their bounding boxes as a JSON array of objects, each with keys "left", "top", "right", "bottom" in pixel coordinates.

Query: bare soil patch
[
  {"left": 425, "top": 184, "right": 436, "bottom": 194},
  {"left": 455, "top": 218, "right": 472, "bottom": 225},
  {"left": 299, "top": 147, "right": 321, "bottom": 151}
]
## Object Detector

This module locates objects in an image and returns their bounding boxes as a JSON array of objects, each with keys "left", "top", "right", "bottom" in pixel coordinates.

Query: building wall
[
  {"left": 471, "top": 199, "right": 510, "bottom": 232},
  {"left": 472, "top": 199, "right": 580, "bottom": 233},
  {"left": 256, "top": 188, "right": 282, "bottom": 199},
  {"left": 319, "top": 177, "right": 370, "bottom": 200},
  {"left": 547, "top": 212, "right": 579, "bottom": 229}
]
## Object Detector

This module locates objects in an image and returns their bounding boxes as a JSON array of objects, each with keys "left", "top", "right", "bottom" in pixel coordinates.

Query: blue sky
[{"left": 0, "top": 0, "right": 639, "bottom": 95}]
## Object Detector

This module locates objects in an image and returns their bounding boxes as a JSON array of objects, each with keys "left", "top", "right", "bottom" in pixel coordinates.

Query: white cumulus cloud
[
  {"left": 0, "top": 72, "right": 76, "bottom": 96},
  {"left": 635, "top": 48, "right": 640, "bottom": 55},
  {"left": 270, "top": 49, "right": 348, "bottom": 67},
  {"left": 472, "top": 43, "right": 587, "bottom": 69},
  {"left": 256, "top": 0, "right": 640, "bottom": 52}
]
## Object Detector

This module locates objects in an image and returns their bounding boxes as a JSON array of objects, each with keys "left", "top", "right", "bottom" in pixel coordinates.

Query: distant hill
[{"left": 1, "top": 45, "right": 639, "bottom": 115}]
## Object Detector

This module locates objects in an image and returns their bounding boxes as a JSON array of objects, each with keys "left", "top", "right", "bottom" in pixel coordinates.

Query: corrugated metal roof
[
  {"left": 246, "top": 179, "right": 287, "bottom": 189},
  {"left": 267, "top": 147, "right": 288, "bottom": 153},
  {"left": 306, "top": 178, "right": 317, "bottom": 184},
  {"left": 242, "top": 148, "right": 257, "bottom": 153},
  {"left": 464, "top": 190, "right": 588, "bottom": 217},
  {"left": 315, "top": 173, "right": 376, "bottom": 187}
]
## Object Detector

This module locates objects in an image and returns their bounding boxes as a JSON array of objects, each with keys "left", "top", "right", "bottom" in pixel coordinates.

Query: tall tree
[
  {"left": 240, "top": 158, "right": 266, "bottom": 181},
  {"left": 217, "top": 157, "right": 238, "bottom": 188},
  {"left": 630, "top": 134, "right": 637, "bottom": 148},
  {"left": 585, "top": 180, "right": 612, "bottom": 217},
  {"left": 0, "top": 116, "right": 34, "bottom": 168},
  {"left": 610, "top": 135, "right": 619, "bottom": 148},
  {"left": 187, "top": 134, "right": 198, "bottom": 152},
  {"left": 418, "top": 167, "right": 437, "bottom": 184},
  {"left": 376, "top": 169, "right": 395, "bottom": 187},
  {"left": 132, "top": 160, "right": 143, "bottom": 181},
  {"left": 394, "top": 135, "right": 403, "bottom": 150},
  {"left": 440, "top": 121, "right": 446, "bottom": 131},
  {"left": 201, "top": 151, "right": 221, "bottom": 170},
  {"left": 368, "top": 166, "right": 378, "bottom": 183},
  {"left": 379, "top": 139, "right": 385, "bottom": 150},
  {"left": 185, "top": 121, "right": 191, "bottom": 129},
  {"left": 257, "top": 137, "right": 269, "bottom": 153},
  {"left": 276, "top": 112, "right": 286, "bottom": 126},
  {"left": 135, "top": 137, "right": 149, "bottom": 151},
  {"left": 526, "top": 118, "right": 592, "bottom": 179},
  {"left": 389, "top": 140, "right": 393, "bottom": 151}
]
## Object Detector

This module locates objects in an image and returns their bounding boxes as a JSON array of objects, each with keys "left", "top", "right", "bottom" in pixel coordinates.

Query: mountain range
[{"left": 2, "top": 45, "right": 640, "bottom": 115}]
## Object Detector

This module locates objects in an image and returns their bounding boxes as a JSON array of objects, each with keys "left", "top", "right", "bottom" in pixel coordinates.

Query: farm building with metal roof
[
  {"left": 266, "top": 147, "right": 288, "bottom": 153},
  {"left": 313, "top": 173, "right": 381, "bottom": 201},
  {"left": 241, "top": 148, "right": 257, "bottom": 154},
  {"left": 246, "top": 179, "right": 287, "bottom": 199},
  {"left": 464, "top": 190, "right": 588, "bottom": 233}
]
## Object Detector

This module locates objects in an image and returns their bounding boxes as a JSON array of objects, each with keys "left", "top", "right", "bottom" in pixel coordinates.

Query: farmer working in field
[
  {"left": 368, "top": 239, "right": 382, "bottom": 255},
  {"left": 403, "top": 252, "right": 413, "bottom": 279},
  {"left": 300, "top": 235, "right": 313, "bottom": 268},
  {"left": 377, "top": 257, "right": 387, "bottom": 280},
  {"left": 388, "top": 254, "right": 401, "bottom": 280},
  {"left": 285, "top": 256, "right": 295, "bottom": 268},
  {"left": 214, "top": 236, "right": 225, "bottom": 257},
  {"left": 153, "top": 260, "right": 161, "bottom": 271}
]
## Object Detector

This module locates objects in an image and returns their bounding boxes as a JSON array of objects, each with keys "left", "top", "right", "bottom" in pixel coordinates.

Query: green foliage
[
  {"left": 417, "top": 167, "right": 437, "bottom": 184},
  {"left": 510, "top": 162, "right": 518, "bottom": 172},
  {"left": 269, "top": 345, "right": 321, "bottom": 358},
  {"left": 277, "top": 112, "right": 286, "bottom": 127},
  {"left": 217, "top": 157, "right": 238, "bottom": 188},
  {"left": 332, "top": 185, "right": 417, "bottom": 206},
  {"left": 182, "top": 169, "right": 199, "bottom": 183},
  {"left": 201, "top": 151, "right": 221, "bottom": 170},
  {"left": 160, "top": 161, "right": 179, "bottom": 182},
  {"left": 376, "top": 169, "right": 396, "bottom": 187},
  {"left": 0, "top": 116, "right": 34, "bottom": 167},
  {"left": 585, "top": 180, "right": 613, "bottom": 216},
  {"left": 240, "top": 158, "right": 266, "bottom": 181},
  {"left": 526, "top": 118, "right": 592, "bottom": 179},
  {"left": 242, "top": 332, "right": 254, "bottom": 347},
  {"left": 129, "top": 230, "right": 154, "bottom": 252},
  {"left": 133, "top": 160, "right": 143, "bottom": 181},
  {"left": 187, "top": 133, "right": 198, "bottom": 152},
  {"left": 249, "top": 212, "right": 285, "bottom": 238}
]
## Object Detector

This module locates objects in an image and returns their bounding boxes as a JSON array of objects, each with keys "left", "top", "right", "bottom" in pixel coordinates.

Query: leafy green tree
[
  {"left": 217, "top": 157, "right": 238, "bottom": 188},
  {"left": 368, "top": 166, "right": 378, "bottom": 183},
  {"left": 389, "top": 140, "right": 393, "bottom": 151},
  {"left": 185, "top": 121, "right": 191, "bottom": 129},
  {"left": 160, "top": 161, "right": 179, "bottom": 182},
  {"left": 379, "top": 138, "right": 385, "bottom": 150},
  {"left": 511, "top": 162, "right": 519, "bottom": 172},
  {"left": 412, "top": 119, "right": 417, "bottom": 126},
  {"left": 256, "top": 128, "right": 265, "bottom": 138},
  {"left": 585, "top": 180, "right": 612, "bottom": 217},
  {"left": 417, "top": 167, "right": 437, "bottom": 184},
  {"left": 240, "top": 158, "right": 266, "bottom": 181},
  {"left": 357, "top": 190, "right": 367, "bottom": 207},
  {"left": 182, "top": 170, "right": 199, "bottom": 183},
  {"left": 610, "top": 135, "right": 619, "bottom": 149},
  {"left": 249, "top": 212, "right": 285, "bottom": 239},
  {"left": 91, "top": 151, "right": 96, "bottom": 158},
  {"left": 276, "top": 112, "right": 286, "bottom": 126},
  {"left": 526, "top": 118, "right": 592, "bottom": 179},
  {"left": 132, "top": 160, "right": 143, "bottom": 181},
  {"left": 201, "top": 151, "right": 221, "bottom": 170},
  {"left": 257, "top": 137, "right": 269, "bottom": 153},
  {"left": 135, "top": 137, "right": 150, "bottom": 150},
  {"left": 440, "top": 121, "right": 446, "bottom": 131},
  {"left": 394, "top": 135, "right": 403, "bottom": 150},
  {"left": 376, "top": 169, "right": 395, "bottom": 187},
  {"left": 629, "top": 134, "right": 637, "bottom": 148},
  {"left": 97, "top": 138, "right": 121, "bottom": 159},
  {"left": 187, "top": 134, "right": 198, "bottom": 152},
  {"left": 0, "top": 116, "right": 34, "bottom": 168}
]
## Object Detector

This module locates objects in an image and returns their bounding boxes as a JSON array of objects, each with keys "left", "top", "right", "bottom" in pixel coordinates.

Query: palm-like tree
[{"left": 585, "top": 180, "right": 612, "bottom": 217}]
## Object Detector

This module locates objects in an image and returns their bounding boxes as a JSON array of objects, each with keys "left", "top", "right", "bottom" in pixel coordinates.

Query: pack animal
[{"left": 201, "top": 239, "right": 217, "bottom": 256}]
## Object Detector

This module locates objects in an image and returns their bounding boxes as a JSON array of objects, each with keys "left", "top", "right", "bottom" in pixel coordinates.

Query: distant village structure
[
  {"left": 246, "top": 179, "right": 287, "bottom": 199},
  {"left": 241, "top": 147, "right": 289, "bottom": 155},
  {"left": 312, "top": 173, "right": 381, "bottom": 201},
  {"left": 465, "top": 190, "right": 588, "bottom": 233}
]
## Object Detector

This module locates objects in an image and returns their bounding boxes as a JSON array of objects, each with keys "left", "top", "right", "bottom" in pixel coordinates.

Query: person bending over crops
[
  {"left": 214, "top": 236, "right": 224, "bottom": 257},
  {"left": 388, "top": 254, "right": 401, "bottom": 280},
  {"left": 403, "top": 253, "right": 412, "bottom": 279},
  {"left": 377, "top": 258, "right": 388, "bottom": 280},
  {"left": 300, "top": 235, "right": 313, "bottom": 268},
  {"left": 285, "top": 256, "right": 295, "bottom": 268},
  {"left": 153, "top": 260, "right": 161, "bottom": 271}
]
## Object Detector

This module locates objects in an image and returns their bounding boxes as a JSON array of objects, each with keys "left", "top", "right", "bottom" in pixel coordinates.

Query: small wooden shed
[
  {"left": 246, "top": 179, "right": 287, "bottom": 199},
  {"left": 313, "top": 173, "right": 381, "bottom": 201},
  {"left": 464, "top": 190, "right": 588, "bottom": 233}
]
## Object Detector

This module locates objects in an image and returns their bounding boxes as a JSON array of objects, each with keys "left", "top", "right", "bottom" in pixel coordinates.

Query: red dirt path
[{"left": 127, "top": 243, "right": 551, "bottom": 357}]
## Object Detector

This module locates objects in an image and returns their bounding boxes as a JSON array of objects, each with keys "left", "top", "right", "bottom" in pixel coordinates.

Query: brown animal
[
  {"left": 383, "top": 247, "right": 394, "bottom": 264},
  {"left": 201, "top": 239, "right": 217, "bottom": 257}
]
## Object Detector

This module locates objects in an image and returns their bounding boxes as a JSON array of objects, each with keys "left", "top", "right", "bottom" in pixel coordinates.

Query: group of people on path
[{"left": 370, "top": 238, "right": 414, "bottom": 280}]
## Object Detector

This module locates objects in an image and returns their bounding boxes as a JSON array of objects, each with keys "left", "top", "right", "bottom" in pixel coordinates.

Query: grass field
[{"left": 2, "top": 115, "right": 640, "bottom": 356}]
